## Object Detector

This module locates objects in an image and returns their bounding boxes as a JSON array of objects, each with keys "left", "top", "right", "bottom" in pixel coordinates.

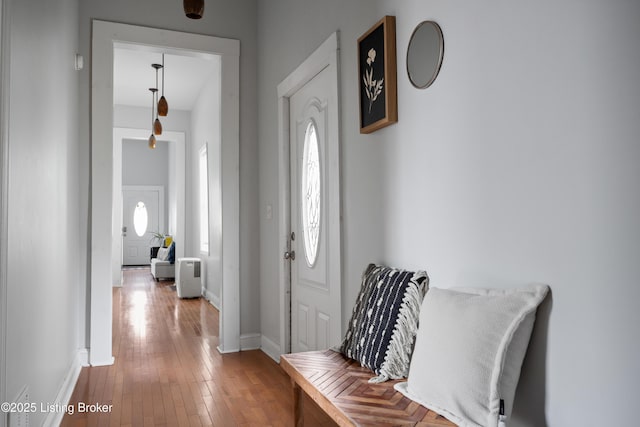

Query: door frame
[
  {"left": 0, "top": 0, "right": 8, "bottom": 423},
  {"left": 277, "top": 32, "right": 341, "bottom": 357},
  {"left": 91, "top": 20, "right": 240, "bottom": 365},
  {"left": 112, "top": 128, "right": 186, "bottom": 285},
  {"left": 121, "top": 185, "right": 164, "bottom": 266}
]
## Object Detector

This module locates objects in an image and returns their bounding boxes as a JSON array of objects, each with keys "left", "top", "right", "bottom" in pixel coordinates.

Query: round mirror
[{"left": 407, "top": 21, "right": 444, "bottom": 89}]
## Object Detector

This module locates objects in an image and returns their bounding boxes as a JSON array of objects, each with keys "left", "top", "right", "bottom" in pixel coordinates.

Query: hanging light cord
[
  {"left": 155, "top": 67, "right": 159, "bottom": 119},
  {"left": 150, "top": 88, "right": 154, "bottom": 129}
]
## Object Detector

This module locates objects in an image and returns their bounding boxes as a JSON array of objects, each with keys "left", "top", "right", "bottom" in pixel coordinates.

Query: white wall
[
  {"left": 189, "top": 65, "right": 223, "bottom": 305},
  {"left": 122, "top": 138, "right": 170, "bottom": 188},
  {"left": 79, "top": 0, "right": 260, "bottom": 341},
  {"left": 257, "top": 0, "right": 640, "bottom": 425},
  {"left": 122, "top": 138, "right": 170, "bottom": 231},
  {"left": 4, "top": 0, "right": 82, "bottom": 425}
]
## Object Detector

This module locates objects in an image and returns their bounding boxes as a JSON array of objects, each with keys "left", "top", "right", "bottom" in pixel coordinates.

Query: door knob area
[{"left": 284, "top": 251, "right": 296, "bottom": 261}]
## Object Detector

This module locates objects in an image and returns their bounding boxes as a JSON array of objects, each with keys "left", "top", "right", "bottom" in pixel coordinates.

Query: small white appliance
[{"left": 176, "top": 257, "right": 202, "bottom": 298}]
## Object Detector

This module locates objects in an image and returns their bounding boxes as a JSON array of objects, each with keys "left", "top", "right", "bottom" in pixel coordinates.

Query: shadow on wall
[{"left": 511, "top": 290, "right": 553, "bottom": 427}]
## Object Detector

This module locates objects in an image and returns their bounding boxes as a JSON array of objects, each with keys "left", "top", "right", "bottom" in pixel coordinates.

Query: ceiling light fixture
[
  {"left": 158, "top": 54, "right": 168, "bottom": 116},
  {"left": 151, "top": 64, "right": 163, "bottom": 136},
  {"left": 149, "top": 58, "right": 169, "bottom": 149},
  {"left": 148, "top": 87, "right": 157, "bottom": 149},
  {"left": 148, "top": 57, "right": 170, "bottom": 149},
  {"left": 184, "top": 0, "right": 204, "bottom": 19}
]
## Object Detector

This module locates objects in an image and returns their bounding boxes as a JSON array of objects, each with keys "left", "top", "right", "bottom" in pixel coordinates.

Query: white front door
[
  {"left": 122, "top": 187, "right": 163, "bottom": 266},
  {"left": 288, "top": 41, "right": 341, "bottom": 353}
]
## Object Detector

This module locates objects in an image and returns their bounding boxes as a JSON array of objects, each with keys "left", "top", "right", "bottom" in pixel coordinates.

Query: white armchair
[{"left": 150, "top": 242, "right": 175, "bottom": 281}]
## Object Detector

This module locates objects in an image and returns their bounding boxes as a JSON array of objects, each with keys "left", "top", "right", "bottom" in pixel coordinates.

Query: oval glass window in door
[
  {"left": 301, "top": 121, "right": 321, "bottom": 266},
  {"left": 133, "top": 201, "right": 148, "bottom": 237}
]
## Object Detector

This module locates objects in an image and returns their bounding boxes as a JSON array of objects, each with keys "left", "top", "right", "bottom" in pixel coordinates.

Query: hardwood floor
[{"left": 62, "top": 267, "right": 335, "bottom": 426}]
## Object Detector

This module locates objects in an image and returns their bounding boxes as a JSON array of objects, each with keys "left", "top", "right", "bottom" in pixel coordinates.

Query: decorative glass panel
[
  {"left": 302, "top": 121, "right": 321, "bottom": 266},
  {"left": 133, "top": 202, "right": 148, "bottom": 237}
]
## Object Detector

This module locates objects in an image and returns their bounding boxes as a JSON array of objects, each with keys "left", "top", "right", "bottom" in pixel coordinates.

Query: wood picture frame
[{"left": 358, "top": 15, "right": 397, "bottom": 134}]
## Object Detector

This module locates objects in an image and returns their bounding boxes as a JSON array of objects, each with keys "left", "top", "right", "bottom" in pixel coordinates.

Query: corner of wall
[
  {"left": 239, "top": 333, "right": 261, "bottom": 352},
  {"left": 260, "top": 335, "right": 281, "bottom": 363},
  {"left": 204, "top": 288, "right": 220, "bottom": 310}
]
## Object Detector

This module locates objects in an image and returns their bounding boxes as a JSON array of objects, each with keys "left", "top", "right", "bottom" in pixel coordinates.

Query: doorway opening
[
  {"left": 112, "top": 128, "right": 186, "bottom": 286},
  {"left": 91, "top": 21, "right": 240, "bottom": 366}
]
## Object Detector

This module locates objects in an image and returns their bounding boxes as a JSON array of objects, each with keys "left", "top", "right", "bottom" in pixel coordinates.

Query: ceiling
[{"left": 113, "top": 46, "right": 219, "bottom": 111}]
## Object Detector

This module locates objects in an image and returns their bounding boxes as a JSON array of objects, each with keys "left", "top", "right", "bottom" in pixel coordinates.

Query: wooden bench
[{"left": 280, "top": 349, "right": 457, "bottom": 427}]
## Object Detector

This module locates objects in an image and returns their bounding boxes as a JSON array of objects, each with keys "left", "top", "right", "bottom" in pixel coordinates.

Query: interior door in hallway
[
  {"left": 289, "top": 60, "right": 341, "bottom": 353},
  {"left": 122, "top": 186, "right": 163, "bottom": 266}
]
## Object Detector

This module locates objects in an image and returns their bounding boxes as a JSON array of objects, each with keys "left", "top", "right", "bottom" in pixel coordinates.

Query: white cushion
[
  {"left": 151, "top": 258, "right": 175, "bottom": 279},
  {"left": 394, "top": 284, "right": 549, "bottom": 427},
  {"left": 156, "top": 247, "right": 169, "bottom": 261}
]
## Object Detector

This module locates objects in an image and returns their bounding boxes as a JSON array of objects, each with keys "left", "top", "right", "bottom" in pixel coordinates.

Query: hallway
[{"left": 61, "top": 268, "right": 307, "bottom": 426}]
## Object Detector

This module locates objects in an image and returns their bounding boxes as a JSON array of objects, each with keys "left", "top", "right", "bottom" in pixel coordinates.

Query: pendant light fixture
[
  {"left": 148, "top": 57, "right": 170, "bottom": 149},
  {"left": 158, "top": 54, "right": 168, "bottom": 116},
  {"left": 148, "top": 87, "right": 157, "bottom": 149},
  {"left": 184, "top": 0, "right": 204, "bottom": 19},
  {"left": 151, "top": 64, "right": 163, "bottom": 136}
]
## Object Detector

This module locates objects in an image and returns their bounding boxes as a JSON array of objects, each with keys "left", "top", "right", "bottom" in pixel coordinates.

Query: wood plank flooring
[{"left": 62, "top": 267, "right": 335, "bottom": 426}]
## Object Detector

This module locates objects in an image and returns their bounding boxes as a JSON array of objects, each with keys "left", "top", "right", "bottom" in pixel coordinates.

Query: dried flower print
[
  {"left": 363, "top": 48, "right": 383, "bottom": 114},
  {"left": 367, "top": 48, "right": 376, "bottom": 65}
]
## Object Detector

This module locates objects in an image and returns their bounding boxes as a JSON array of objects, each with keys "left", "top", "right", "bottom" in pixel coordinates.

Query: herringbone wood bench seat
[{"left": 280, "top": 349, "right": 457, "bottom": 427}]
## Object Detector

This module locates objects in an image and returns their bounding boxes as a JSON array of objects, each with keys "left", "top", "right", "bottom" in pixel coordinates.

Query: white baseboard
[
  {"left": 113, "top": 270, "right": 123, "bottom": 287},
  {"left": 216, "top": 345, "right": 240, "bottom": 354},
  {"left": 240, "top": 333, "right": 261, "bottom": 351},
  {"left": 77, "top": 348, "right": 89, "bottom": 366},
  {"left": 261, "top": 335, "right": 282, "bottom": 363},
  {"left": 43, "top": 348, "right": 89, "bottom": 426},
  {"left": 204, "top": 288, "right": 220, "bottom": 310},
  {"left": 90, "top": 356, "right": 115, "bottom": 367}
]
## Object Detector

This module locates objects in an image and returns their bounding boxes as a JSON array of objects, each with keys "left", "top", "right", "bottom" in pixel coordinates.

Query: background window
[
  {"left": 133, "top": 201, "right": 149, "bottom": 237},
  {"left": 199, "top": 145, "right": 209, "bottom": 254}
]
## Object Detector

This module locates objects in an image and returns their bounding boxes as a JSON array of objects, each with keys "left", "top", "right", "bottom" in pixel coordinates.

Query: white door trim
[
  {"left": 0, "top": 0, "right": 9, "bottom": 422},
  {"left": 91, "top": 20, "right": 240, "bottom": 365},
  {"left": 277, "top": 32, "right": 341, "bottom": 358}
]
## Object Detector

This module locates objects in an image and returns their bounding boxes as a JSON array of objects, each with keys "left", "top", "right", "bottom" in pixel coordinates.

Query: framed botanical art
[{"left": 358, "top": 15, "right": 397, "bottom": 134}]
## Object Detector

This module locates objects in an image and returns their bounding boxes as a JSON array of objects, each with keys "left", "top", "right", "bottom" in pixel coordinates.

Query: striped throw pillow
[{"left": 340, "top": 263, "right": 429, "bottom": 383}]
